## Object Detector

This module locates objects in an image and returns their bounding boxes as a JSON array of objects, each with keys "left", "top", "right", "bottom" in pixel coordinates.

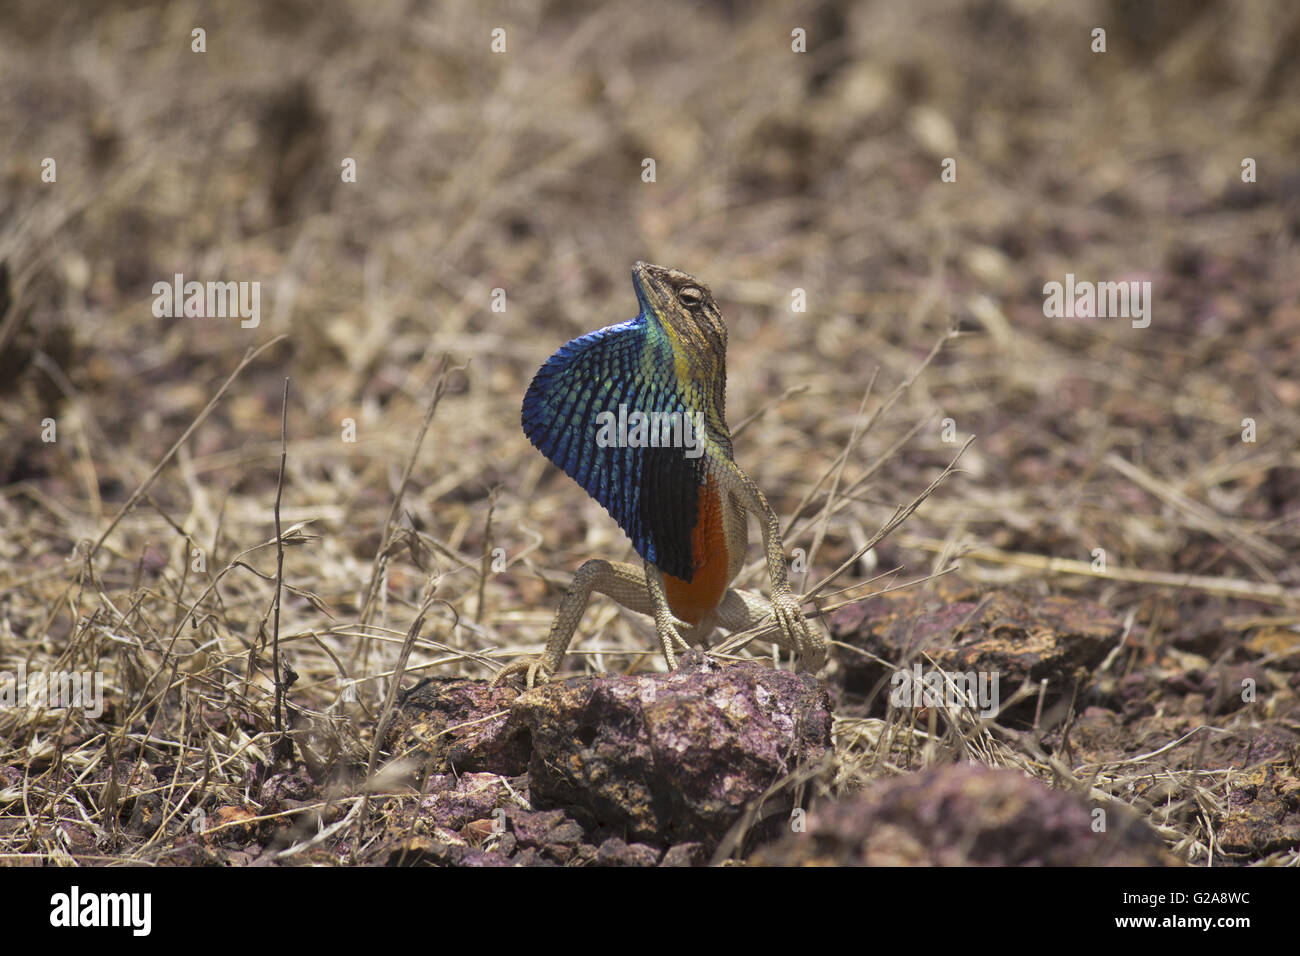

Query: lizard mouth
[{"left": 632, "top": 260, "right": 672, "bottom": 313}]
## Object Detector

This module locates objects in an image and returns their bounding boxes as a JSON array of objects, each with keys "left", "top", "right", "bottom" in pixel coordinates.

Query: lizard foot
[
  {"left": 657, "top": 621, "right": 695, "bottom": 671},
  {"left": 771, "top": 589, "right": 826, "bottom": 671},
  {"left": 491, "top": 656, "right": 556, "bottom": 690}
]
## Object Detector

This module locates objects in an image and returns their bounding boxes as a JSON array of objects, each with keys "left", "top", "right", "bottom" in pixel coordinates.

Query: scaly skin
[{"left": 495, "top": 262, "right": 824, "bottom": 688}]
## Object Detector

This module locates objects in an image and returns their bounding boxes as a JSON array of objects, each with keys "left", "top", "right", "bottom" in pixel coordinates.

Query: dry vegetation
[{"left": 0, "top": 0, "right": 1297, "bottom": 865}]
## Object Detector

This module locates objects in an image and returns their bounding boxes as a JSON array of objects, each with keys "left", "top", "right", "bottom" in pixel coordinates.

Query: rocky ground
[{"left": 79, "top": 577, "right": 1292, "bottom": 867}]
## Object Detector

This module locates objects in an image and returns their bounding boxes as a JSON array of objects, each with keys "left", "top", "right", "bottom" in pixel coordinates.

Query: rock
[
  {"left": 1218, "top": 765, "right": 1300, "bottom": 858},
  {"left": 200, "top": 805, "right": 261, "bottom": 847},
  {"left": 504, "top": 807, "right": 587, "bottom": 864},
  {"left": 752, "top": 765, "right": 1173, "bottom": 866},
  {"left": 462, "top": 818, "right": 498, "bottom": 844},
  {"left": 126, "top": 791, "right": 164, "bottom": 837},
  {"left": 379, "top": 655, "right": 832, "bottom": 858},
  {"left": 594, "top": 837, "right": 661, "bottom": 866},
  {"left": 259, "top": 768, "right": 316, "bottom": 808},
  {"left": 385, "top": 834, "right": 459, "bottom": 866},
  {"left": 418, "top": 772, "right": 512, "bottom": 830},
  {"left": 383, "top": 677, "right": 529, "bottom": 776},
  {"left": 832, "top": 583, "right": 1121, "bottom": 718},
  {"left": 1118, "top": 671, "right": 1154, "bottom": 718},
  {"left": 659, "top": 842, "right": 708, "bottom": 867},
  {"left": 513, "top": 652, "right": 832, "bottom": 845}
]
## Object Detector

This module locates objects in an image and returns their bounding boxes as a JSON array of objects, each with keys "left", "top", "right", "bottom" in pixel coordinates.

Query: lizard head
[
  {"left": 632, "top": 261, "right": 728, "bottom": 365},
  {"left": 632, "top": 261, "right": 731, "bottom": 442}
]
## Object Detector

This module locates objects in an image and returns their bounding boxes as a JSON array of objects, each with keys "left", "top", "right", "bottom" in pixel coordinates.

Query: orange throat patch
[{"left": 663, "top": 476, "right": 730, "bottom": 625}]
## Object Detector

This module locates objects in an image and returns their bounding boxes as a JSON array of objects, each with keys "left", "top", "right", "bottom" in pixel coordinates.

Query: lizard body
[{"left": 495, "top": 261, "right": 823, "bottom": 687}]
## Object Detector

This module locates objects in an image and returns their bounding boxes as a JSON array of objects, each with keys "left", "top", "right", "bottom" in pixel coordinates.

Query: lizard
[{"left": 494, "top": 261, "right": 825, "bottom": 688}]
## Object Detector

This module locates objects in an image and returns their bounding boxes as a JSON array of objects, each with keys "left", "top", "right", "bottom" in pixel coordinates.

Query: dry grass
[{"left": 1, "top": 0, "right": 1297, "bottom": 864}]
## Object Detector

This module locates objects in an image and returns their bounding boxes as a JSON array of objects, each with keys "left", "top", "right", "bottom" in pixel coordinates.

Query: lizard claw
[
  {"left": 652, "top": 608, "right": 693, "bottom": 671},
  {"left": 771, "top": 589, "right": 825, "bottom": 671},
  {"left": 492, "top": 656, "right": 556, "bottom": 690}
]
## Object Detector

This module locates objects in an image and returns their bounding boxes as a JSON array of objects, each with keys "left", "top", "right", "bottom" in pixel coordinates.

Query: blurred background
[{"left": 0, "top": 0, "right": 1297, "bottom": 862}]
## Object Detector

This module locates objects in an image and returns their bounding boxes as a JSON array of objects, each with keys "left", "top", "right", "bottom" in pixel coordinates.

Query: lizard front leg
[
  {"left": 644, "top": 560, "right": 694, "bottom": 671},
  {"left": 727, "top": 465, "right": 826, "bottom": 671}
]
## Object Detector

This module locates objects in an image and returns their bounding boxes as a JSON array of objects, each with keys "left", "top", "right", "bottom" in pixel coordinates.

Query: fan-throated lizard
[{"left": 494, "top": 261, "right": 825, "bottom": 688}]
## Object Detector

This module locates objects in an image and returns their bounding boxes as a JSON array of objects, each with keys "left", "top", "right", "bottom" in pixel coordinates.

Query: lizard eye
[{"left": 678, "top": 286, "right": 703, "bottom": 307}]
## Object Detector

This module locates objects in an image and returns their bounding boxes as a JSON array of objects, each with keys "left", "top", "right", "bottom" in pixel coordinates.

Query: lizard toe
[{"left": 493, "top": 656, "right": 555, "bottom": 689}]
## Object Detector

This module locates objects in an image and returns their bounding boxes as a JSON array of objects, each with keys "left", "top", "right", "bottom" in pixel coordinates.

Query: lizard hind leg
[
  {"left": 717, "top": 587, "right": 824, "bottom": 668},
  {"left": 717, "top": 588, "right": 788, "bottom": 646},
  {"left": 493, "top": 558, "right": 653, "bottom": 688}
]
